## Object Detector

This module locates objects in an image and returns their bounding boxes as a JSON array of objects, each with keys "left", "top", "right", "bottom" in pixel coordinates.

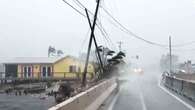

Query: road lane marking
[
  {"left": 158, "top": 82, "right": 195, "bottom": 110},
  {"left": 140, "top": 92, "right": 147, "bottom": 110},
  {"left": 108, "top": 92, "right": 119, "bottom": 110},
  {"left": 138, "top": 75, "right": 147, "bottom": 110}
]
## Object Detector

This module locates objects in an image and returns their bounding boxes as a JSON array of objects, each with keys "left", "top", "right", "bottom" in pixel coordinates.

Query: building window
[
  {"left": 41, "top": 66, "right": 52, "bottom": 78},
  {"left": 23, "top": 66, "right": 32, "bottom": 78},
  {"left": 28, "top": 67, "right": 31, "bottom": 77},
  {"left": 24, "top": 67, "right": 27, "bottom": 78},
  {"left": 69, "top": 65, "right": 77, "bottom": 73}
]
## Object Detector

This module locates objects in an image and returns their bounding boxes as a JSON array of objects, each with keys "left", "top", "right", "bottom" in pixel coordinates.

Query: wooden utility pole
[
  {"left": 169, "top": 36, "right": 172, "bottom": 74},
  {"left": 82, "top": 0, "right": 101, "bottom": 86},
  {"left": 117, "top": 41, "right": 123, "bottom": 51},
  {"left": 85, "top": 9, "right": 104, "bottom": 73}
]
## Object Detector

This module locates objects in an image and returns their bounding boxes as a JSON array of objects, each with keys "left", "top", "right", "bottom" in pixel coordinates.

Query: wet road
[{"left": 111, "top": 72, "right": 195, "bottom": 110}]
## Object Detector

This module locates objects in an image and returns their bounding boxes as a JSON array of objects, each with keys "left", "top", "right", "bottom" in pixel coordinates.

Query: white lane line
[
  {"left": 140, "top": 92, "right": 147, "bottom": 110},
  {"left": 138, "top": 76, "right": 147, "bottom": 110},
  {"left": 108, "top": 92, "right": 119, "bottom": 110},
  {"left": 158, "top": 82, "right": 195, "bottom": 110}
]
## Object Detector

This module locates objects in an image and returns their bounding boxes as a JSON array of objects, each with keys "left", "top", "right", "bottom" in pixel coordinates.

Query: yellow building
[{"left": 3, "top": 56, "right": 94, "bottom": 79}]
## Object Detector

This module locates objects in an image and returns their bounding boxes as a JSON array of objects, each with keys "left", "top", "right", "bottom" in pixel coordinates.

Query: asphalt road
[{"left": 105, "top": 71, "right": 195, "bottom": 110}]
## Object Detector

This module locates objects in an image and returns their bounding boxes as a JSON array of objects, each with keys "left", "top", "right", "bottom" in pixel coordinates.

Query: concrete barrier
[
  {"left": 164, "top": 76, "right": 173, "bottom": 89},
  {"left": 49, "top": 78, "right": 117, "bottom": 110},
  {"left": 163, "top": 75, "right": 195, "bottom": 101},
  {"left": 172, "top": 78, "right": 183, "bottom": 94},
  {"left": 181, "top": 81, "right": 195, "bottom": 101}
]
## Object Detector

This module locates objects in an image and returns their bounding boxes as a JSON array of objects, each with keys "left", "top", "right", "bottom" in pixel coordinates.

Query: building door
[
  {"left": 42, "top": 67, "right": 46, "bottom": 77},
  {"left": 24, "top": 67, "right": 27, "bottom": 78},
  {"left": 47, "top": 67, "right": 51, "bottom": 77}
]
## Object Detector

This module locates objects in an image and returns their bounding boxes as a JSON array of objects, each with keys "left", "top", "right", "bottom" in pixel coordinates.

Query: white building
[
  {"left": 0, "top": 57, "right": 11, "bottom": 79},
  {"left": 0, "top": 63, "right": 5, "bottom": 78}
]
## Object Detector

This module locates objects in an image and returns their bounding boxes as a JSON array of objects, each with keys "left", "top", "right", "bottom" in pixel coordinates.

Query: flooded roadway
[{"left": 0, "top": 94, "right": 55, "bottom": 110}]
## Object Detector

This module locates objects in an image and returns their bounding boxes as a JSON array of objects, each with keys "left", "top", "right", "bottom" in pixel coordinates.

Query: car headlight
[{"left": 134, "top": 69, "right": 137, "bottom": 72}]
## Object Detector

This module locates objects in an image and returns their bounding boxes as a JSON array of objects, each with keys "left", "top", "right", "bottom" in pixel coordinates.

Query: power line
[
  {"left": 61, "top": 0, "right": 170, "bottom": 51},
  {"left": 79, "top": 28, "right": 90, "bottom": 52},
  {"left": 101, "top": 6, "right": 168, "bottom": 48},
  {"left": 62, "top": 0, "right": 105, "bottom": 35},
  {"left": 72, "top": 0, "right": 94, "bottom": 16},
  {"left": 62, "top": 0, "right": 87, "bottom": 17},
  {"left": 62, "top": 0, "right": 195, "bottom": 50},
  {"left": 172, "top": 41, "right": 195, "bottom": 47},
  {"left": 72, "top": 0, "right": 85, "bottom": 9},
  {"left": 97, "top": 8, "right": 118, "bottom": 50},
  {"left": 97, "top": 20, "right": 117, "bottom": 50},
  {"left": 71, "top": 0, "right": 112, "bottom": 34},
  {"left": 101, "top": 6, "right": 195, "bottom": 48},
  {"left": 96, "top": 17, "right": 109, "bottom": 47},
  {"left": 82, "top": 0, "right": 102, "bottom": 86},
  {"left": 62, "top": 0, "right": 115, "bottom": 48}
]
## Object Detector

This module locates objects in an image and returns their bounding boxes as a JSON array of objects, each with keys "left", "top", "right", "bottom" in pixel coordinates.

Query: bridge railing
[{"left": 163, "top": 75, "right": 195, "bottom": 101}]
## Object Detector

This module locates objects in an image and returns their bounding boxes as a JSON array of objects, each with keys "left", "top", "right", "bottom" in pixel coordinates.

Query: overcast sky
[{"left": 1, "top": 0, "right": 195, "bottom": 66}]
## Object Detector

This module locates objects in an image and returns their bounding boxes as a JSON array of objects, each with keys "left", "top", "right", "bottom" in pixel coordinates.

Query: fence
[
  {"left": 0, "top": 72, "right": 92, "bottom": 85},
  {"left": 0, "top": 72, "right": 94, "bottom": 79}
]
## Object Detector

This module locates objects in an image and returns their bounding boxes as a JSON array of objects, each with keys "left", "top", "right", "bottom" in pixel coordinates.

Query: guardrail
[
  {"left": 163, "top": 75, "right": 195, "bottom": 101},
  {"left": 49, "top": 78, "right": 117, "bottom": 110}
]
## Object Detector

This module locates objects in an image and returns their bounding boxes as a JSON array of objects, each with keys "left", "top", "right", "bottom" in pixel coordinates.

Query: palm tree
[
  {"left": 57, "top": 50, "right": 64, "bottom": 56},
  {"left": 48, "top": 46, "right": 56, "bottom": 57}
]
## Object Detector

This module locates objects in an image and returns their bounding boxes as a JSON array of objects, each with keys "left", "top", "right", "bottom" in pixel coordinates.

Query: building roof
[
  {"left": 3, "top": 57, "right": 66, "bottom": 64},
  {"left": 0, "top": 57, "right": 13, "bottom": 63}
]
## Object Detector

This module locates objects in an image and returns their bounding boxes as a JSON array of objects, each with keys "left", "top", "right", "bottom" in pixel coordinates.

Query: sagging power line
[
  {"left": 62, "top": 0, "right": 195, "bottom": 49},
  {"left": 62, "top": 0, "right": 86, "bottom": 17},
  {"left": 101, "top": 6, "right": 168, "bottom": 48},
  {"left": 62, "top": 0, "right": 117, "bottom": 51},
  {"left": 101, "top": 6, "right": 195, "bottom": 49}
]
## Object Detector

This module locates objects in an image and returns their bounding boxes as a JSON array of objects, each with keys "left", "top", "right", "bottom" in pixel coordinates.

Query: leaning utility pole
[
  {"left": 82, "top": 0, "right": 101, "bottom": 86},
  {"left": 85, "top": 9, "right": 104, "bottom": 74},
  {"left": 169, "top": 36, "right": 172, "bottom": 74}
]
